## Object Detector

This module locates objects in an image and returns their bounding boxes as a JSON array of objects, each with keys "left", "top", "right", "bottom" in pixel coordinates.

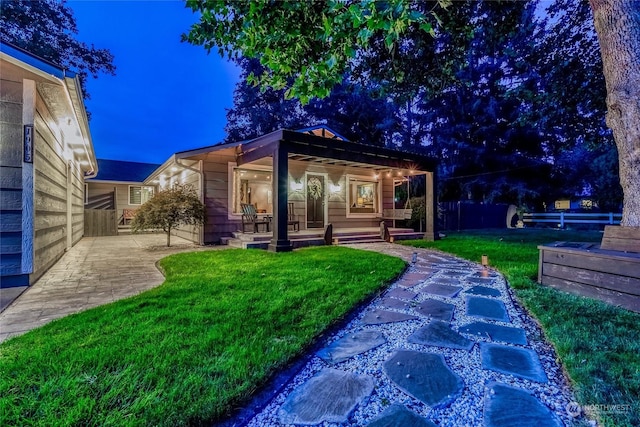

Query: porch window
[
  {"left": 347, "top": 175, "right": 380, "bottom": 215},
  {"left": 232, "top": 167, "right": 272, "bottom": 214},
  {"left": 129, "top": 186, "right": 154, "bottom": 205}
]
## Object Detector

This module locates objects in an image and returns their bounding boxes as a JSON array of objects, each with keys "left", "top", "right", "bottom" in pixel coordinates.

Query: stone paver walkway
[
  {"left": 0, "top": 234, "right": 224, "bottom": 343},
  {"left": 242, "top": 242, "right": 584, "bottom": 426}
]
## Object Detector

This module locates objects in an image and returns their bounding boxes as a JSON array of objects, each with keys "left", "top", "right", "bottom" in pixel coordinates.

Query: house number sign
[{"left": 24, "top": 124, "right": 33, "bottom": 163}]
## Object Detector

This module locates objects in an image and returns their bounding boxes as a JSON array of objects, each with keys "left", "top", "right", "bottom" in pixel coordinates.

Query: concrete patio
[{"left": 0, "top": 234, "right": 224, "bottom": 343}]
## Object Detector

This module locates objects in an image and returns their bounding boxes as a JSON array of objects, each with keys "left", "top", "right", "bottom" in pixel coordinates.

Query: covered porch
[{"left": 235, "top": 127, "right": 438, "bottom": 252}]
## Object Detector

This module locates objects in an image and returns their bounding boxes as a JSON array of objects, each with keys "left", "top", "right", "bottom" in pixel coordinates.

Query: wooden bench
[
  {"left": 241, "top": 203, "right": 271, "bottom": 233},
  {"left": 121, "top": 208, "right": 137, "bottom": 225}
]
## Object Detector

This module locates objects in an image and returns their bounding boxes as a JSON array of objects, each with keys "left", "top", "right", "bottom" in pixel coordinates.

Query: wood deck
[{"left": 538, "top": 241, "right": 640, "bottom": 312}]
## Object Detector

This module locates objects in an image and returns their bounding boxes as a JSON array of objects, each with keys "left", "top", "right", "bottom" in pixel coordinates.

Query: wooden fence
[
  {"left": 84, "top": 209, "right": 117, "bottom": 236},
  {"left": 523, "top": 212, "right": 621, "bottom": 228}
]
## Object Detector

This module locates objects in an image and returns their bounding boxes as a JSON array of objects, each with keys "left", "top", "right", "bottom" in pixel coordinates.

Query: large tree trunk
[{"left": 590, "top": 0, "right": 640, "bottom": 226}]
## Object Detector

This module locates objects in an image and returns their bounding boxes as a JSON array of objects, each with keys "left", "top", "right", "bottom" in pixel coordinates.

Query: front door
[{"left": 306, "top": 174, "right": 325, "bottom": 228}]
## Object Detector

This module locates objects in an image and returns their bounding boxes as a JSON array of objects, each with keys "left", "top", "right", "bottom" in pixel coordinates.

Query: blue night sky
[{"left": 69, "top": 0, "right": 240, "bottom": 164}]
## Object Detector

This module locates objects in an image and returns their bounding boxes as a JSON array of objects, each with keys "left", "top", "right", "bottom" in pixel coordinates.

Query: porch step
[{"left": 222, "top": 227, "right": 423, "bottom": 249}]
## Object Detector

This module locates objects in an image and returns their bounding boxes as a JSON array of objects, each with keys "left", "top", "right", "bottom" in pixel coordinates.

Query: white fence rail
[{"left": 523, "top": 212, "right": 621, "bottom": 228}]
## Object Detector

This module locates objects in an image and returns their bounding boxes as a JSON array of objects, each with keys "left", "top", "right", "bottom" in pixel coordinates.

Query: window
[
  {"left": 347, "top": 175, "right": 380, "bottom": 216},
  {"left": 129, "top": 186, "right": 154, "bottom": 205},
  {"left": 231, "top": 167, "right": 272, "bottom": 214}
]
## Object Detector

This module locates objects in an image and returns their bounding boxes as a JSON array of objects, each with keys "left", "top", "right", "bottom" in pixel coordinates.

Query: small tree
[{"left": 131, "top": 184, "right": 206, "bottom": 247}]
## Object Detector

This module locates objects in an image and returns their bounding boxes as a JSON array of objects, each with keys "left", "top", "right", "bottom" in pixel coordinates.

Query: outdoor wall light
[
  {"left": 329, "top": 183, "right": 341, "bottom": 194},
  {"left": 290, "top": 180, "right": 304, "bottom": 192}
]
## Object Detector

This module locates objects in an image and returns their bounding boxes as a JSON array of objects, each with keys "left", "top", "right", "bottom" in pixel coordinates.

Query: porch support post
[
  {"left": 423, "top": 171, "right": 437, "bottom": 241},
  {"left": 268, "top": 141, "right": 293, "bottom": 252}
]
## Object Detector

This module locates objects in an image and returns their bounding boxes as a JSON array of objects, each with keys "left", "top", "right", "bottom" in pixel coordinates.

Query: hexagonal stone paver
[
  {"left": 464, "top": 285, "right": 501, "bottom": 297},
  {"left": 408, "top": 320, "right": 474, "bottom": 350},
  {"left": 384, "top": 350, "right": 464, "bottom": 408},
  {"left": 439, "top": 270, "right": 467, "bottom": 278},
  {"left": 466, "top": 297, "right": 510, "bottom": 322},
  {"left": 380, "top": 297, "right": 413, "bottom": 310},
  {"left": 428, "top": 277, "right": 461, "bottom": 285},
  {"left": 459, "top": 322, "right": 527, "bottom": 345},
  {"left": 317, "top": 330, "right": 387, "bottom": 364},
  {"left": 484, "top": 382, "right": 563, "bottom": 427},
  {"left": 363, "top": 309, "right": 418, "bottom": 325},
  {"left": 278, "top": 368, "right": 374, "bottom": 425},
  {"left": 480, "top": 343, "right": 548, "bottom": 383},
  {"left": 366, "top": 404, "right": 437, "bottom": 427},
  {"left": 402, "top": 273, "right": 430, "bottom": 282},
  {"left": 385, "top": 288, "right": 417, "bottom": 300},
  {"left": 415, "top": 299, "right": 455, "bottom": 321},
  {"left": 466, "top": 276, "right": 496, "bottom": 285},
  {"left": 422, "top": 283, "right": 463, "bottom": 298},
  {"left": 471, "top": 270, "right": 499, "bottom": 278}
]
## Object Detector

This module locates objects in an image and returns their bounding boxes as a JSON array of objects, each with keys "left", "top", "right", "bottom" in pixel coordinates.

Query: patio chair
[
  {"left": 288, "top": 202, "right": 300, "bottom": 231},
  {"left": 121, "top": 208, "right": 137, "bottom": 225},
  {"left": 241, "top": 203, "right": 271, "bottom": 233}
]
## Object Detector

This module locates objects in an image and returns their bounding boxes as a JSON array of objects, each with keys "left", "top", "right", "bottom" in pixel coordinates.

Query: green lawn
[
  {"left": 401, "top": 229, "right": 640, "bottom": 427},
  {"left": 0, "top": 246, "right": 405, "bottom": 426}
]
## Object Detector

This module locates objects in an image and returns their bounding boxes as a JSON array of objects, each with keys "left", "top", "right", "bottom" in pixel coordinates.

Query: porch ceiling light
[
  {"left": 329, "top": 183, "right": 341, "bottom": 194},
  {"left": 171, "top": 166, "right": 178, "bottom": 172},
  {"left": 290, "top": 180, "right": 303, "bottom": 192}
]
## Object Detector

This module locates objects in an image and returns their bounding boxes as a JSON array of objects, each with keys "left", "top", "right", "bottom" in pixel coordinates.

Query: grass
[
  {"left": 0, "top": 246, "right": 405, "bottom": 426},
  {"left": 401, "top": 228, "right": 640, "bottom": 427}
]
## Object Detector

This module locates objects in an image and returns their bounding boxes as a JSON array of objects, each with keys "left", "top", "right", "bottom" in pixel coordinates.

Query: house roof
[
  {"left": 0, "top": 42, "right": 97, "bottom": 176},
  {"left": 89, "top": 159, "right": 161, "bottom": 183},
  {"left": 173, "top": 125, "right": 437, "bottom": 171}
]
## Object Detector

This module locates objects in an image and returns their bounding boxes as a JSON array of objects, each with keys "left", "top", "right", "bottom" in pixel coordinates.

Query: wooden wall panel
[
  {"left": 32, "top": 92, "right": 67, "bottom": 282},
  {"left": 172, "top": 167, "right": 202, "bottom": 244}
]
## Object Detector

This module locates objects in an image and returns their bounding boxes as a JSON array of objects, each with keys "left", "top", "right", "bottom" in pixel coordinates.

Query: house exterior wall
[
  {"left": 169, "top": 162, "right": 202, "bottom": 244},
  {"left": 32, "top": 90, "right": 82, "bottom": 282},
  {"left": 86, "top": 181, "right": 151, "bottom": 223},
  {"left": 0, "top": 67, "right": 26, "bottom": 283}
]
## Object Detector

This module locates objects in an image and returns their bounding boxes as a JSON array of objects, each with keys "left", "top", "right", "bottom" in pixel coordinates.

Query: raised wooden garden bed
[{"left": 538, "top": 226, "right": 640, "bottom": 312}]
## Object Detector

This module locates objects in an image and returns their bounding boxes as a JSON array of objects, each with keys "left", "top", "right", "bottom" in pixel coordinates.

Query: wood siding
[
  {"left": 171, "top": 164, "right": 202, "bottom": 244},
  {"left": 0, "top": 75, "right": 23, "bottom": 277},
  {"left": 31, "top": 90, "right": 73, "bottom": 282}
]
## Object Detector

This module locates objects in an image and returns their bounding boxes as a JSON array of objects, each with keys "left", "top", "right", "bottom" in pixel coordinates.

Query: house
[
  {"left": 85, "top": 159, "right": 160, "bottom": 231},
  {"left": 144, "top": 125, "right": 438, "bottom": 251},
  {"left": 0, "top": 43, "right": 97, "bottom": 287}
]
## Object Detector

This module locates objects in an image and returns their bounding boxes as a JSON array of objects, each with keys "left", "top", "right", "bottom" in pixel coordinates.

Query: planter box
[{"left": 538, "top": 241, "right": 640, "bottom": 312}]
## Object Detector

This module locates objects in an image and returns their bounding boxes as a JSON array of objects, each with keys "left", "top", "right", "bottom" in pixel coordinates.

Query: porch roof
[{"left": 175, "top": 126, "right": 438, "bottom": 172}]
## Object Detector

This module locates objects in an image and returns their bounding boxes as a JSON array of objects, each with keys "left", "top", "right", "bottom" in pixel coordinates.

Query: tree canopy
[
  {"left": 186, "top": 0, "right": 626, "bottom": 216},
  {"left": 131, "top": 185, "right": 206, "bottom": 247},
  {"left": 0, "top": 0, "right": 115, "bottom": 101}
]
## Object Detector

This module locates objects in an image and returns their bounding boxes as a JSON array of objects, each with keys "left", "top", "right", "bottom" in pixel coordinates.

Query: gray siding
[
  {"left": 172, "top": 163, "right": 202, "bottom": 244},
  {"left": 31, "top": 91, "right": 69, "bottom": 281},
  {"left": 0, "top": 75, "right": 23, "bottom": 277}
]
